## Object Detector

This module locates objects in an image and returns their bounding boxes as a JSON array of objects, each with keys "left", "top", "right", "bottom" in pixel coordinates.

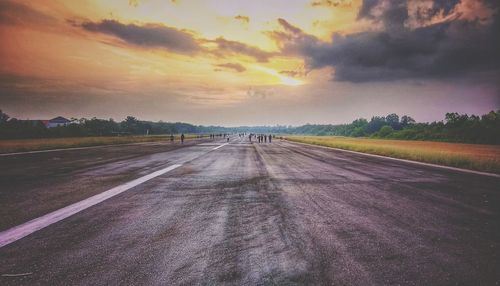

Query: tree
[
  {"left": 122, "top": 116, "right": 139, "bottom": 134},
  {"left": 366, "top": 116, "right": 386, "bottom": 133},
  {"left": 385, "top": 113, "right": 400, "bottom": 130},
  {"left": 352, "top": 118, "right": 368, "bottom": 128},
  {"left": 0, "top": 109, "right": 9, "bottom": 124},
  {"left": 378, "top": 125, "right": 394, "bottom": 137},
  {"left": 400, "top": 115, "right": 415, "bottom": 127},
  {"left": 351, "top": 127, "right": 365, "bottom": 137}
]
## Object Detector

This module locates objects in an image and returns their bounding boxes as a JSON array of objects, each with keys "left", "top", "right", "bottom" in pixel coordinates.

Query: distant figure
[
  {"left": 227, "top": 137, "right": 229, "bottom": 142},
  {"left": 264, "top": 135, "right": 267, "bottom": 143},
  {"left": 269, "top": 134, "right": 272, "bottom": 143},
  {"left": 181, "top": 133, "right": 185, "bottom": 144},
  {"left": 249, "top": 134, "right": 252, "bottom": 142},
  {"left": 170, "top": 134, "right": 174, "bottom": 142}
]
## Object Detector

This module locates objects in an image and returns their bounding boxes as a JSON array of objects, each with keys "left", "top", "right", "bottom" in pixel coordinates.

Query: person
[
  {"left": 181, "top": 133, "right": 185, "bottom": 144},
  {"left": 170, "top": 134, "right": 174, "bottom": 142},
  {"left": 227, "top": 137, "right": 229, "bottom": 142},
  {"left": 269, "top": 134, "right": 272, "bottom": 143},
  {"left": 264, "top": 135, "right": 267, "bottom": 143}
]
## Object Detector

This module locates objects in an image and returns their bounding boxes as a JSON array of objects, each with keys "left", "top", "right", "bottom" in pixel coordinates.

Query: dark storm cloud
[
  {"left": 272, "top": 0, "right": 500, "bottom": 82},
  {"left": 81, "top": 19, "right": 201, "bottom": 54}
]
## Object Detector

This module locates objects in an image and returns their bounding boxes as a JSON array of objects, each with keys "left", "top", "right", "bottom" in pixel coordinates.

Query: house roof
[{"left": 49, "top": 116, "right": 70, "bottom": 123}]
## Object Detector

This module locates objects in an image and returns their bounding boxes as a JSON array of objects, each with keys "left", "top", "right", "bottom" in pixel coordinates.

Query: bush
[{"left": 378, "top": 125, "right": 394, "bottom": 137}]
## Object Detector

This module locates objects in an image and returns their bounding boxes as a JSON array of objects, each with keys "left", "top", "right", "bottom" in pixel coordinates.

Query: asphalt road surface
[{"left": 1, "top": 136, "right": 499, "bottom": 285}]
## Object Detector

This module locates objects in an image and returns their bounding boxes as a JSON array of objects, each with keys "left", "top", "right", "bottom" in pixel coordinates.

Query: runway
[{"left": 1, "top": 136, "right": 499, "bottom": 285}]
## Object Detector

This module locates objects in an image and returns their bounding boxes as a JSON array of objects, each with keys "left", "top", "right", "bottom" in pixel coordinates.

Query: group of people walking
[
  {"left": 169, "top": 133, "right": 275, "bottom": 145},
  {"left": 169, "top": 133, "right": 185, "bottom": 144},
  {"left": 248, "top": 134, "right": 273, "bottom": 143},
  {"left": 209, "top": 134, "right": 229, "bottom": 139}
]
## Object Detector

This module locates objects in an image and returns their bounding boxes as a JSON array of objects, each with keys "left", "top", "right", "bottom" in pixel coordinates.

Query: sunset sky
[{"left": 0, "top": 0, "right": 499, "bottom": 125}]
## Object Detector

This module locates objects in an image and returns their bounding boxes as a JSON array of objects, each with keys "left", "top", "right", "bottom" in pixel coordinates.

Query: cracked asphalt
[{"left": 1, "top": 136, "right": 499, "bottom": 285}]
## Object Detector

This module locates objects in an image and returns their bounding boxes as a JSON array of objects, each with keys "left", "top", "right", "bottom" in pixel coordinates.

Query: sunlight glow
[{"left": 253, "top": 65, "right": 304, "bottom": 86}]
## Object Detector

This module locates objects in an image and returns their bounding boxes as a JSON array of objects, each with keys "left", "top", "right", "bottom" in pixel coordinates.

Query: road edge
[
  {"left": 0, "top": 138, "right": 208, "bottom": 157},
  {"left": 286, "top": 139, "right": 500, "bottom": 178}
]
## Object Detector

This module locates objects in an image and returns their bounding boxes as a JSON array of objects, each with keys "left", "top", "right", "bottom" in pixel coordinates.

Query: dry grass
[
  {"left": 0, "top": 134, "right": 202, "bottom": 154},
  {"left": 287, "top": 136, "right": 500, "bottom": 174}
]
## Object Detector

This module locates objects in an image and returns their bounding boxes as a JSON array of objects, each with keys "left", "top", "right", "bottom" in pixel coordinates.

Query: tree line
[
  {"left": 1, "top": 109, "right": 499, "bottom": 144},
  {"left": 0, "top": 113, "right": 215, "bottom": 139},
  {"left": 284, "top": 111, "right": 500, "bottom": 144}
]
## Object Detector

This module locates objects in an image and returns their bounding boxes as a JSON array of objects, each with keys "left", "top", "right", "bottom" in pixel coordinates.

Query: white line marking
[
  {"left": 0, "top": 164, "right": 182, "bottom": 248},
  {"left": 288, "top": 140, "right": 500, "bottom": 178},
  {"left": 0, "top": 142, "right": 164, "bottom": 157},
  {"left": 212, "top": 143, "right": 229, "bottom": 150},
  {"left": 0, "top": 146, "right": 107, "bottom": 156},
  {"left": 1, "top": 273, "right": 33, "bottom": 277},
  {"left": 0, "top": 138, "right": 206, "bottom": 157}
]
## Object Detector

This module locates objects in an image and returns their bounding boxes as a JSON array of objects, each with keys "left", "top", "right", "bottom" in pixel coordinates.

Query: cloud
[
  {"left": 269, "top": 0, "right": 500, "bottom": 82},
  {"left": 214, "top": 63, "right": 246, "bottom": 73},
  {"left": 311, "top": 0, "right": 353, "bottom": 8},
  {"left": 0, "top": 0, "right": 56, "bottom": 26},
  {"left": 78, "top": 19, "right": 274, "bottom": 62},
  {"left": 279, "top": 70, "right": 302, "bottom": 77},
  {"left": 234, "top": 15, "right": 250, "bottom": 24},
  {"left": 80, "top": 19, "right": 201, "bottom": 54},
  {"left": 246, "top": 86, "right": 275, "bottom": 99},
  {"left": 213, "top": 37, "right": 274, "bottom": 62},
  {"left": 128, "top": 0, "right": 140, "bottom": 7}
]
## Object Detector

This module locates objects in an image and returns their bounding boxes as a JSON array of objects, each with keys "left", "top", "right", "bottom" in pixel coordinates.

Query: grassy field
[
  {"left": 287, "top": 136, "right": 500, "bottom": 174},
  {"left": 0, "top": 134, "right": 203, "bottom": 154}
]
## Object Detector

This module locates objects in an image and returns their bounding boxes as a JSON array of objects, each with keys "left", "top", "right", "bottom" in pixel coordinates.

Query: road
[{"left": 0, "top": 136, "right": 499, "bottom": 285}]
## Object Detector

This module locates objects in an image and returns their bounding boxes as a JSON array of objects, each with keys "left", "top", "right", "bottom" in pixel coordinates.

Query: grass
[
  {"left": 0, "top": 134, "right": 203, "bottom": 154},
  {"left": 286, "top": 136, "right": 500, "bottom": 174}
]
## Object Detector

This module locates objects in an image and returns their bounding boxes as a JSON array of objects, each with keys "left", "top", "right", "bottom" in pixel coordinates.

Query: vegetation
[
  {"left": 0, "top": 135, "right": 201, "bottom": 154},
  {"left": 1, "top": 109, "right": 499, "bottom": 144},
  {"left": 281, "top": 111, "right": 500, "bottom": 144},
  {"left": 287, "top": 136, "right": 500, "bottom": 174},
  {"left": 0, "top": 112, "right": 216, "bottom": 139}
]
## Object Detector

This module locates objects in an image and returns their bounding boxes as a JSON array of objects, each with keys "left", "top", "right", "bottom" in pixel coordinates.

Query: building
[
  {"left": 17, "top": 116, "right": 71, "bottom": 128},
  {"left": 46, "top": 116, "right": 71, "bottom": 128}
]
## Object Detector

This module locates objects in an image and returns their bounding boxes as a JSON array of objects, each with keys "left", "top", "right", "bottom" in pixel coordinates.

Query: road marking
[
  {"left": 0, "top": 139, "right": 206, "bottom": 157},
  {"left": 0, "top": 141, "right": 229, "bottom": 247},
  {"left": 0, "top": 164, "right": 182, "bottom": 248},
  {"left": 1, "top": 273, "right": 33, "bottom": 277},
  {"left": 0, "top": 142, "right": 167, "bottom": 157},
  {"left": 212, "top": 143, "right": 229, "bottom": 150},
  {"left": 288, "top": 140, "right": 500, "bottom": 178}
]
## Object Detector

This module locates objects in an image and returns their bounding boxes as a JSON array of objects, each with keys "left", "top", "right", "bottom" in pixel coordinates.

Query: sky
[{"left": 0, "top": 0, "right": 499, "bottom": 126}]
